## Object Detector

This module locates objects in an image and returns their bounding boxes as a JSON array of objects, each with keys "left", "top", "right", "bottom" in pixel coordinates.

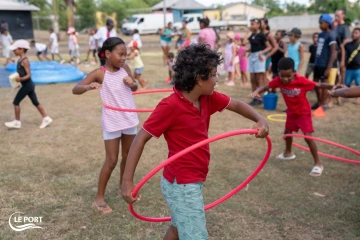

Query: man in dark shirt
[
  {"left": 313, "top": 14, "right": 338, "bottom": 110},
  {"left": 335, "top": 8, "right": 351, "bottom": 83},
  {"left": 344, "top": 28, "right": 360, "bottom": 90}
]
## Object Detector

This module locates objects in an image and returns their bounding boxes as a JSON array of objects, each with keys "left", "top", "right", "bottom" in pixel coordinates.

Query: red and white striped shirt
[{"left": 100, "top": 66, "right": 139, "bottom": 132}]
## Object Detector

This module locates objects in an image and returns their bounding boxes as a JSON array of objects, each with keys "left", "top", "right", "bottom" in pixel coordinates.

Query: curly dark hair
[
  {"left": 278, "top": 57, "right": 295, "bottom": 71},
  {"left": 101, "top": 37, "right": 125, "bottom": 53},
  {"left": 173, "top": 44, "right": 222, "bottom": 92}
]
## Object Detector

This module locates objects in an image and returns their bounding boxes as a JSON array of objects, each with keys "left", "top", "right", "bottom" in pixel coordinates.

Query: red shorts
[{"left": 285, "top": 113, "right": 314, "bottom": 133}]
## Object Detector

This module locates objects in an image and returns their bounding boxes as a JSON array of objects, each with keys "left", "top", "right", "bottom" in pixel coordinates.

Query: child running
[
  {"left": 85, "top": 28, "right": 97, "bottom": 65},
  {"left": 121, "top": 44, "right": 269, "bottom": 239},
  {"left": 343, "top": 28, "right": 360, "bottom": 104},
  {"left": 305, "top": 33, "right": 319, "bottom": 79},
  {"left": 235, "top": 34, "right": 248, "bottom": 85},
  {"left": 250, "top": 57, "right": 334, "bottom": 176},
  {"left": 5, "top": 40, "right": 53, "bottom": 129},
  {"left": 49, "top": 28, "right": 63, "bottom": 62},
  {"left": 67, "top": 27, "right": 80, "bottom": 65},
  {"left": 287, "top": 28, "right": 304, "bottom": 72},
  {"left": 224, "top": 31, "right": 237, "bottom": 86},
  {"left": 72, "top": 37, "right": 139, "bottom": 214},
  {"left": 126, "top": 40, "right": 147, "bottom": 88},
  {"left": 247, "top": 18, "right": 271, "bottom": 106},
  {"left": 0, "top": 28, "right": 13, "bottom": 65}
]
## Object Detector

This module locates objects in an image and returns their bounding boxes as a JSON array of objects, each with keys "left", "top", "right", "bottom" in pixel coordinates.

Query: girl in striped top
[{"left": 72, "top": 37, "right": 139, "bottom": 214}]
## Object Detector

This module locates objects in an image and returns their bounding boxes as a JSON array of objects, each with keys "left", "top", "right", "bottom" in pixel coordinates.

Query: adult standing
[
  {"left": 160, "top": 22, "right": 173, "bottom": 66},
  {"left": 335, "top": 8, "right": 351, "bottom": 83},
  {"left": 94, "top": 18, "right": 117, "bottom": 66},
  {"left": 198, "top": 17, "right": 216, "bottom": 50},
  {"left": 176, "top": 21, "right": 191, "bottom": 50}
]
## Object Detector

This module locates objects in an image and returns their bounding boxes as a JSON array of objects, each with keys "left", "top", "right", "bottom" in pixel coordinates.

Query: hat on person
[
  {"left": 250, "top": 18, "right": 261, "bottom": 24},
  {"left": 106, "top": 18, "right": 115, "bottom": 27},
  {"left": 319, "top": 14, "right": 333, "bottom": 29},
  {"left": 67, "top": 27, "right": 75, "bottom": 34},
  {"left": 234, "top": 34, "right": 241, "bottom": 40},
  {"left": 226, "top": 31, "right": 235, "bottom": 39},
  {"left": 287, "top": 27, "right": 302, "bottom": 36},
  {"left": 127, "top": 40, "right": 138, "bottom": 48},
  {"left": 9, "top": 39, "right": 30, "bottom": 50}
]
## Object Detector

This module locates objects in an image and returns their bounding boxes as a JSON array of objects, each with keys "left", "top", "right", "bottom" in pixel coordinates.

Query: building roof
[
  {"left": 0, "top": 0, "right": 40, "bottom": 11},
  {"left": 223, "top": 1, "right": 268, "bottom": 12},
  {"left": 152, "top": 0, "right": 209, "bottom": 11}
]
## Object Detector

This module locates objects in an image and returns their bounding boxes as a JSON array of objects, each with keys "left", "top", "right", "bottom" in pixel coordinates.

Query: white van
[{"left": 122, "top": 13, "right": 174, "bottom": 35}]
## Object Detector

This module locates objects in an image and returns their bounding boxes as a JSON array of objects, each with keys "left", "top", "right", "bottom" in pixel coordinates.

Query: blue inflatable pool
[{"left": 5, "top": 61, "right": 85, "bottom": 85}]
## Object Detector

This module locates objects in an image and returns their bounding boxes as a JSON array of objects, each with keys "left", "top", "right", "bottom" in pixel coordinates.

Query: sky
[{"left": 197, "top": 0, "right": 310, "bottom": 7}]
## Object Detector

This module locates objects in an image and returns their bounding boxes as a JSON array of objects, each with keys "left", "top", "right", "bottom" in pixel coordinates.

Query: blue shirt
[
  {"left": 287, "top": 41, "right": 301, "bottom": 71},
  {"left": 314, "top": 31, "right": 337, "bottom": 67}
]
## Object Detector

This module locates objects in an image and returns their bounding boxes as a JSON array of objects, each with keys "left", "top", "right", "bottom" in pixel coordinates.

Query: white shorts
[
  {"left": 103, "top": 126, "right": 138, "bottom": 140},
  {"left": 51, "top": 44, "right": 59, "bottom": 54},
  {"left": 160, "top": 40, "right": 172, "bottom": 47},
  {"left": 70, "top": 45, "right": 80, "bottom": 58},
  {"left": 3, "top": 47, "right": 10, "bottom": 58}
]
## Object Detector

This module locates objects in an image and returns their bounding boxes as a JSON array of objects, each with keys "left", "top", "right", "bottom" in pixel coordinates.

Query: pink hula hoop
[
  {"left": 284, "top": 134, "right": 360, "bottom": 164},
  {"left": 129, "top": 129, "right": 272, "bottom": 222},
  {"left": 104, "top": 89, "right": 173, "bottom": 112}
]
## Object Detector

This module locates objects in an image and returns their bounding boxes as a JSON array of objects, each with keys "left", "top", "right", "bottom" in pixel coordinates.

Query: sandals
[
  {"left": 276, "top": 153, "right": 296, "bottom": 160},
  {"left": 310, "top": 166, "right": 324, "bottom": 177},
  {"left": 92, "top": 202, "right": 113, "bottom": 214}
]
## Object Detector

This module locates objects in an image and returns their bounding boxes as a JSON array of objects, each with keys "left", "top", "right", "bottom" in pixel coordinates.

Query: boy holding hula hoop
[
  {"left": 122, "top": 44, "right": 269, "bottom": 240},
  {"left": 251, "top": 57, "right": 334, "bottom": 176}
]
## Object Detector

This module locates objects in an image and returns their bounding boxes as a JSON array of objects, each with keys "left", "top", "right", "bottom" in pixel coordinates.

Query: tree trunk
[{"left": 64, "top": 0, "right": 74, "bottom": 28}]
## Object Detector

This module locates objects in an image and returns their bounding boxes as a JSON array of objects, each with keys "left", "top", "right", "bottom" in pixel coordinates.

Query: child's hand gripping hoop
[
  {"left": 267, "top": 113, "right": 286, "bottom": 123},
  {"left": 129, "top": 129, "right": 272, "bottom": 222},
  {"left": 284, "top": 134, "right": 360, "bottom": 164},
  {"left": 104, "top": 89, "right": 173, "bottom": 112}
]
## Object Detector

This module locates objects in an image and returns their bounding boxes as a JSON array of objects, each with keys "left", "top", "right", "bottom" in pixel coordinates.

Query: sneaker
[
  {"left": 311, "top": 102, "right": 320, "bottom": 110},
  {"left": 60, "top": 60, "right": 65, "bottom": 64},
  {"left": 5, "top": 120, "right": 21, "bottom": 129},
  {"left": 225, "top": 81, "right": 235, "bottom": 86},
  {"left": 39, "top": 116, "right": 53, "bottom": 129}
]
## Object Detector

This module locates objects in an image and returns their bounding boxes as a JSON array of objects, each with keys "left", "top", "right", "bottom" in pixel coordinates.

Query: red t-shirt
[
  {"left": 268, "top": 74, "right": 316, "bottom": 116},
  {"left": 142, "top": 88, "right": 231, "bottom": 184}
]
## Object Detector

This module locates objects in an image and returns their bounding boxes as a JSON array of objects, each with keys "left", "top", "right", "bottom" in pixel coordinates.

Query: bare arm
[
  {"left": 329, "top": 85, "right": 360, "bottom": 98},
  {"left": 266, "top": 34, "right": 279, "bottom": 58},
  {"left": 121, "top": 129, "right": 153, "bottom": 203},
  {"left": 279, "top": 41, "right": 287, "bottom": 54},
  {"left": 340, "top": 38, "right": 351, "bottom": 68},
  {"left": 226, "top": 99, "right": 269, "bottom": 138},
  {"left": 325, "top": 44, "right": 337, "bottom": 75},
  {"left": 315, "top": 82, "right": 334, "bottom": 90},
  {"left": 123, "top": 62, "right": 138, "bottom": 92},
  {"left": 72, "top": 68, "right": 103, "bottom": 94},
  {"left": 260, "top": 41, "right": 272, "bottom": 56},
  {"left": 298, "top": 44, "right": 305, "bottom": 71},
  {"left": 17, "top": 59, "right": 31, "bottom": 82},
  {"left": 126, "top": 51, "right": 137, "bottom": 60},
  {"left": 250, "top": 85, "right": 270, "bottom": 98}
]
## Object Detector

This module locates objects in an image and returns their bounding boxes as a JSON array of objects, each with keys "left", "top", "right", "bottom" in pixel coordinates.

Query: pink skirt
[{"left": 239, "top": 57, "right": 248, "bottom": 72}]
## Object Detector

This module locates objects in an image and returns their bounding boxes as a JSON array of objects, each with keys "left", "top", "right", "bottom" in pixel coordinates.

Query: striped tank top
[{"left": 99, "top": 66, "right": 139, "bottom": 132}]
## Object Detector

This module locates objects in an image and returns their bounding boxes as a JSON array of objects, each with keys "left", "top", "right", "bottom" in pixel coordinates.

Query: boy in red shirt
[
  {"left": 251, "top": 57, "right": 333, "bottom": 177},
  {"left": 121, "top": 44, "right": 269, "bottom": 240}
]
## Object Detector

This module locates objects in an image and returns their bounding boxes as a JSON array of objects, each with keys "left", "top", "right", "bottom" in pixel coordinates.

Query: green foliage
[
  {"left": 251, "top": 0, "right": 284, "bottom": 18},
  {"left": 98, "top": 0, "right": 127, "bottom": 25},
  {"left": 76, "top": 0, "right": 96, "bottom": 29}
]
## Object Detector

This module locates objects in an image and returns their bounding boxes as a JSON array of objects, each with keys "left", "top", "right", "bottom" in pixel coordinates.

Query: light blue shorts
[
  {"left": 248, "top": 51, "right": 266, "bottom": 73},
  {"left": 134, "top": 67, "right": 144, "bottom": 74},
  {"left": 344, "top": 69, "right": 360, "bottom": 86},
  {"left": 161, "top": 177, "right": 208, "bottom": 240},
  {"left": 102, "top": 126, "right": 137, "bottom": 140}
]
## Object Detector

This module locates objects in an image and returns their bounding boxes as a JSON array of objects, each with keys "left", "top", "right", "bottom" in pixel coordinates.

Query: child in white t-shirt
[
  {"left": 85, "top": 27, "right": 97, "bottom": 65},
  {"left": 31, "top": 40, "right": 51, "bottom": 61},
  {"left": 0, "top": 28, "right": 13, "bottom": 65},
  {"left": 49, "top": 28, "right": 64, "bottom": 63},
  {"left": 132, "top": 29, "right": 142, "bottom": 48}
]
